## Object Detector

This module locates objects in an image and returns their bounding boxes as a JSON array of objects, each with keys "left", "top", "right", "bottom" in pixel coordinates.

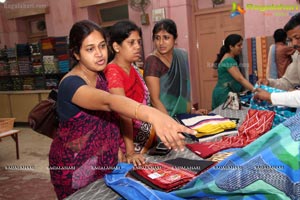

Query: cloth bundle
[
  {"left": 125, "top": 158, "right": 214, "bottom": 192},
  {"left": 6, "top": 48, "right": 16, "bottom": 58},
  {"left": 55, "top": 36, "right": 70, "bottom": 73},
  {"left": 18, "top": 56, "right": 32, "bottom": 75},
  {"left": 43, "top": 55, "right": 58, "bottom": 74},
  {"left": 186, "top": 109, "right": 275, "bottom": 158},
  {"left": 41, "top": 37, "right": 55, "bottom": 55},
  {"left": 179, "top": 114, "right": 236, "bottom": 138},
  {"left": 129, "top": 162, "right": 196, "bottom": 192}
]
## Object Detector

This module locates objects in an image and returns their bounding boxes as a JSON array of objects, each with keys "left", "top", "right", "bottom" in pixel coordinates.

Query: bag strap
[
  {"left": 222, "top": 94, "right": 233, "bottom": 110},
  {"left": 48, "top": 89, "right": 58, "bottom": 101}
]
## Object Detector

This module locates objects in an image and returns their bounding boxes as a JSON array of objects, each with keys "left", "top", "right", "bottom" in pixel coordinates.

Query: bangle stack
[{"left": 135, "top": 103, "right": 142, "bottom": 119}]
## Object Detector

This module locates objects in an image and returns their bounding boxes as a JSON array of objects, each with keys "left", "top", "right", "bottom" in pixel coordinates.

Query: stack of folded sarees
[{"left": 176, "top": 114, "right": 238, "bottom": 142}]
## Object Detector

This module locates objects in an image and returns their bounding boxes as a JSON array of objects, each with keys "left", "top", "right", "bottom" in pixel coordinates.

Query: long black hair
[
  {"left": 213, "top": 34, "right": 243, "bottom": 68},
  {"left": 69, "top": 20, "right": 107, "bottom": 68}
]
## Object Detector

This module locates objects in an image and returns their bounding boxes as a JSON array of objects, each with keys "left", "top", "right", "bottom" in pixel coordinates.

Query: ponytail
[
  {"left": 213, "top": 45, "right": 227, "bottom": 69},
  {"left": 213, "top": 34, "right": 243, "bottom": 69}
]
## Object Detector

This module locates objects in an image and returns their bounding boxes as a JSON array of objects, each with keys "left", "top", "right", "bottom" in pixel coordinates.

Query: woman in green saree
[
  {"left": 211, "top": 34, "right": 255, "bottom": 110},
  {"left": 144, "top": 19, "right": 207, "bottom": 117}
]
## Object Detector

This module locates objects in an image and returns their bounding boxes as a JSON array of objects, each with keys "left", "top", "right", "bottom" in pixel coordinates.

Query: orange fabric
[{"left": 261, "top": 36, "right": 268, "bottom": 79}]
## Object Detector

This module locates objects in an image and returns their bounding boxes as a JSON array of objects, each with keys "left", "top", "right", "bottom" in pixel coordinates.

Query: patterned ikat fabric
[
  {"left": 105, "top": 112, "right": 300, "bottom": 200},
  {"left": 172, "top": 112, "right": 300, "bottom": 200}
]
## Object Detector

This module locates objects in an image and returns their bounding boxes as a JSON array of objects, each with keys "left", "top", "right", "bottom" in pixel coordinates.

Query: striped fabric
[
  {"left": 241, "top": 39, "right": 249, "bottom": 80},
  {"left": 247, "top": 38, "right": 253, "bottom": 76},
  {"left": 250, "top": 38, "right": 258, "bottom": 84},
  {"left": 256, "top": 36, "right": 263, "bottom": 79},
  {"left": 246, "top": 36, "right": 273, "bottom": 83}
]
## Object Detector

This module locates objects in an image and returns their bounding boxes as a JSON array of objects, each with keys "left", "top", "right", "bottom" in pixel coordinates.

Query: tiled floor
[{"left": 0, "top": 126, "right": 57, "bottom": 200}]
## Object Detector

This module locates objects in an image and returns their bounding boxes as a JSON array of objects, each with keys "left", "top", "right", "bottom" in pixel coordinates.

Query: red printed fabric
[
  {"left": 132, "top": 162, "right": 196, "bottom": 192},
  {"left": 186, "top": 109, "right": 275, "bottom": 158}
]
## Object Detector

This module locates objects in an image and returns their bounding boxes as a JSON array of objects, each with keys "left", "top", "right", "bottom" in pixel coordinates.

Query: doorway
[{"left": 192, "top": 4, "right": 244, "bottom": 110}]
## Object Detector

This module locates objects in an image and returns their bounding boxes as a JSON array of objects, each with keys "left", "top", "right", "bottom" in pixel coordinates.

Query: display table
[
  {"left": 65, "top": 107, "right": 249, "bottom": 200},
  {"left": 0, "top": 130, "right": 21, "bottom": 159}
]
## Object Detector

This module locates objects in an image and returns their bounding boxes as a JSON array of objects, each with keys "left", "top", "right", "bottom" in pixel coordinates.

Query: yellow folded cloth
[
  {"left": 180, "top": 115, "right": 237, "bottom": 138},
  {"left": 194, "top": 120, "right": 236, "bottom": 138}
]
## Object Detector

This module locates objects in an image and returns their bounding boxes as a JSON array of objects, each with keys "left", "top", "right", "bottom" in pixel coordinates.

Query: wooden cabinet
[
  {"left": 0, "top": 94, "right": 11, "bottom": 118},
  {"left": 0, "top": 90, "right": 50, "bottom": 122},
  {"left": 10, "top": 93, "right": 39, "bottom": 122}
]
